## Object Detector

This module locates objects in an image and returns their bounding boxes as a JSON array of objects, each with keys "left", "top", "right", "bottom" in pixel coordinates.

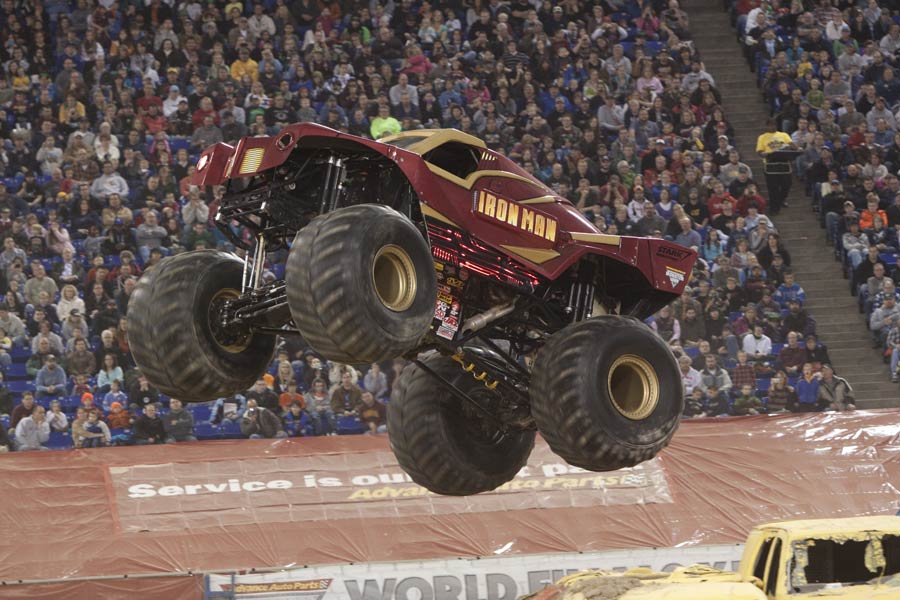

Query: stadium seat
[
  {"left": 5, "top": 363, "right": 27, "bottom": 379},
  {"left": 47, "top": 431, "right": 73, "bottom": 450},
  {"left": 219, "top": 419, "right": 242, "bottom": 439},
  {"left": 7, "top": 380, "right": 34, "bottom": 394},
  {"left": 189, "top": 403, "right": 213, "bottom": 423},
  {"left": 194, "top": 422, "right": 223, "bottom": 440},
  {"left": 336, "top": 415, "right": 366, "bottom": 435}
]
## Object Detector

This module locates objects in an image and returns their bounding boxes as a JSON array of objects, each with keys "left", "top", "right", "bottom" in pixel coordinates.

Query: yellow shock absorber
[{"left": 451, "top": 353, "right": 500, "bottom": 391}]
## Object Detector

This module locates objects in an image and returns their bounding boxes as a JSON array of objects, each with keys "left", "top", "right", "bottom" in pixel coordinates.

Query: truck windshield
[{"left": 790, "top": 535, "right": 900, "bottom": 592}]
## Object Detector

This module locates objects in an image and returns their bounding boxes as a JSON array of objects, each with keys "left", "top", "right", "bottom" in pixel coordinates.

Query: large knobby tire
[
  {"left": 127, "top": 250, "right": 276, "bottom": 403},
  {"left": 530, "top": 316, "right": 682, "bottom": 471},
  {"left": 286, "top": 204, "right": 437, "bottom": 364},
  {"left": 388, "top": 354, "right": 535, "bottom": 495}
]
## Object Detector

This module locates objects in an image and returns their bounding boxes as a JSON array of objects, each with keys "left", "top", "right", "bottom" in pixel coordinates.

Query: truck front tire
[
  {"left": 127, "top": 250, "right": 276, "bottom": 403},
  {"left": 286, "top": 204, "right": 437, "bottom": 364},
  {"left": 529, "top": 316, "right": 683, "bottom": 471},
  {"left": 388, "top": 354, "right": 535, "bottom": 495}
]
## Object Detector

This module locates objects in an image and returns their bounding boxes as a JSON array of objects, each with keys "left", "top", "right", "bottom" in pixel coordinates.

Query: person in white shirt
[
  {"left": 678, "top": 355, "right": 703, "bottom": 395},
  {"left": 162, "top": 85, "right": 187, "bottom": 117},
  {"left": 742, "top": 324, "right": 773, "bottom": 360},
  {"left": 14, "top": 405, "right": 49, "bottom": 451},
  {"left": 46, "top": 400, "right": 69, "bottom": 432}
]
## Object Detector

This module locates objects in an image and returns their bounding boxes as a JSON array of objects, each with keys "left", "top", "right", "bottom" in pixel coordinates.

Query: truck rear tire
[
  {"left": 388, "top": 354, "right": 535, "bottom": 495},
  {"left": 286, "top": 204, "right": 437, "bottom": 364},
  {"left": 530, "top": 316, "right": 682, "bottom": 471},
  {"left": 127, "top": 250, "right": 276, "bottom": 403}
]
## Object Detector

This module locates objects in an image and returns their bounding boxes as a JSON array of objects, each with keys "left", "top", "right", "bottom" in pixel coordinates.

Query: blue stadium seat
[
  {"left": 109, "top": 428, "right": 132, "bottom": 445},
  {"left": 10, "top": 346, "right": 31, "bottom": 360},
  {"left": 7, "top": 380, "right": 33, "bottom": 394},
  {"left": 189, "top": 402, "right": 213, "bottom": 423},
  {"left": 219, "top": 419, "right": 243, "bottom": 439},
  {"left": 169, "top": 138, "right": 191, "bottom": 154},
  {"left": 47, "top": 431, "right": 73, "bottom": 450},
  {"left": 336, "top": 415, "right": 366, "bottom": 435},
  {"left": 6, "top": 362, "right": 27, "bottom": 379},
  {"left": 194, "top": 422, "right": 222, "bottom": 440}
]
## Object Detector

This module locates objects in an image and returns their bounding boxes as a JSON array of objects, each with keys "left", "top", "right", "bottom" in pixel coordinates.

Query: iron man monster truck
[{"left": 127, "top": 125, "right": 697, "bottom": 496}]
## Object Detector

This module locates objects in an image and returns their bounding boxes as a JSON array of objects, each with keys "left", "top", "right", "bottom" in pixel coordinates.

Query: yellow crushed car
[{"left": 528, "top": 516, "right": 900, "bottom": 599}]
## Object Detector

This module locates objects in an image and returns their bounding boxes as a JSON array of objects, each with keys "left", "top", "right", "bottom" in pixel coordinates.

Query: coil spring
[{"left": 451, "top": 353, "right": 499, "bottom": 391}]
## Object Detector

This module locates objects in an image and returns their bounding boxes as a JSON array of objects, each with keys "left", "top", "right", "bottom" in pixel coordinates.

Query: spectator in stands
[
  {"left": 102, "top": 380, "right": 127, "bottom": 413},
  {"left": 363, "top": 363, "right": 389, "bottom": 401},
  {"left": 96, "top": 353, "right": 123, "bottom": 395},
  {"left": 651, "top": 304, "right": 680, "bottom": 345},
  {"left": 742, "top": 324, "right": 772, "bottom": 362},
  {"left": 282, "top": 402, "right": 310, "bottom": 438},
  {"left": 162, "top": 398, "right": 196, "bottom": 444},
  {"left": 773, "top": 270, "right": 806, "bottom": 307},
  {"left": 277, "top": 380, "right": 305, "bottom": 416},
  {"left": 305, "top": 378, "right": 335, "bottom": 436},
  {"left": 781, "top": 299, "right": 816, "bottom": 339},
  {"left": 678, "top": 354, "right": 702, "bottom": 395},
  {"left": 730, "top": 351, "right": 757, "bottom": 391},
  {"left": 81, "top": 409, "right": 111, "bottom": 448},
  {"left": 35, "top": 354, "right": 66, "bottom": 400},
  {"left": 23, "top": 262, "right": 57, "bottom": 307},
  {"left": 240, "top": 398, "right": 287, "bottom": 440},
  {"left": 768, "top": 370, "right": 797, "bottom": 413},
  {"left": 127, "top": 371, "right": 160, "bottom": 413},
  {"left": 107, "top": 402, "right": 132, "bottom": 430},
  {"left": 700, "top": 354, "right": 732, "bottom": 395},
  {"left": 358, "top": 391, "right": 387, "bottom": 434},
  {"left": 705, "top": 382, "right": 731, "bottom": 417},
  {"left": 778, "top": 331, "right": 806, "bottom": 376},
  {"left": 733, "top": 384, "right": 765, "bottom": 416},
  {"left": 135, "top": 210, "right": 167, "bottom": 262},
  {"left": 330, "top": 371, "right": 362, "bottom": 417},
  {"left": 818, "top": 365, "right": 855, "bottom": 412},
  {"left": 795, "top": 363, "right": 822, "bottom": 412},
  {"left": 870, "top": 295, "right": 900, "bottom": 349},
  {"left": 9, "top": 391, "right": 34, "bottom": 430},
  {"left": 66, "top": 338, "right": 96, "bottom": 378},
  {"left": 803, "top": 334, "right": 832, "bottom": 373},
  {"left": 133, "top": 404, "right": 166, "bottom": 445},
  {"left": 245, "top": 378, "right": 279, "bottom": 413},
  {"left": 13, "top": 405, "right": 48, "bottom": 451},
  {"left": 46, "top": 399, "right": 68, "bottom": 433}
]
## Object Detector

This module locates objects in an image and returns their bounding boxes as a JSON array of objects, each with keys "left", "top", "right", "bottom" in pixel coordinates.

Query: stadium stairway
[{"left": 684, "top": 0, "right": 898, "bottom": 408}]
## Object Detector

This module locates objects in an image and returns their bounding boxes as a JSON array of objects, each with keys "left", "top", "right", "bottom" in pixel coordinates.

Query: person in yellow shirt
[
  {"left": 59, "top": 94, "right": 86, "bottom": 127},
  {"left": 230, "top": 47, "right": 259, "bottom": 83},
  {"left": 370, "top": 104, "right": 401, "bottom": 139},
  {"left": 755, "top": 117, "right": 796, "bottom": 215}
]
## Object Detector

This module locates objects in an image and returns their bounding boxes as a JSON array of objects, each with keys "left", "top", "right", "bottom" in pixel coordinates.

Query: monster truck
[
  {"left": 524, "top": 516, "right": 900, "bottom": 599},
  {"left": 127, "top": 125, "right": 697, "bottom": 495}
]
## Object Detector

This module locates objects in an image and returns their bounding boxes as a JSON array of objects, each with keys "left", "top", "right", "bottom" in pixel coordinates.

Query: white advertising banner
[{"left": 206, "top": 545, "right": 745, "bottom": 599}]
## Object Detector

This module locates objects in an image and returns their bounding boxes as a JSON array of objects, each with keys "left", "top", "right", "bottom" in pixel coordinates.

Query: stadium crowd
[
  {"left": 728, "top": 0, "right": 900, "bottom": 385},
  {"left": 0, "top": 0, "right": 868, "bottom": 451}
]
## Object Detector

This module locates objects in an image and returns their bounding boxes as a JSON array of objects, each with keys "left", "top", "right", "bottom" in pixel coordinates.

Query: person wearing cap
[
  {"left": 162, "top": 84, "right": 187, "bottom": 117},
  {"left": 107, "top": 401, "right": 132, "bottom": 430},
  {"left": 756, "top": 117, "right": 797, "bottom": 215},
  {"left": 35, "top": 353, "right": 67, "bottom": 400}
]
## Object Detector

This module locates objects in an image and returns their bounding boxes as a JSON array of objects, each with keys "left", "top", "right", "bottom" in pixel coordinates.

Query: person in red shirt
[
  {"left": 706, "top": 180, "right": 736, "bottom": 219},
  {"left": 191, "top": 96, "right": 220, "bottom": 130},
  {"left": 135, "top": 78, "right": 163, "bottom": 115},
  {"left": 141, "top": 103, "right": 168, "bottom": 135}
]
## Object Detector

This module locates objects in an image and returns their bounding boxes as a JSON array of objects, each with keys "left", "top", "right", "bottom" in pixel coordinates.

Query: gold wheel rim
[
  {"left": 607, "top": 354, "right": 659, "bottom": 421},
  {"left": 209, "top": 288, "right": 251, "bottom": 353},
  {"left": 373, "top": 245, "right": 417, "bottom": 312}
]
